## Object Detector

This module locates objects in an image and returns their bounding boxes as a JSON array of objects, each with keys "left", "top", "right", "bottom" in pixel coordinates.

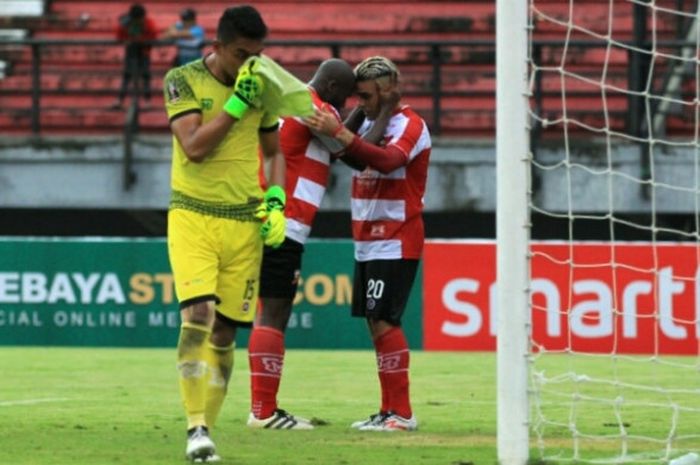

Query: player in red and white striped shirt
[
  {"left": 307, "top": 56, "right": 431, "bottom": 432},
  {"left": 247, "top": 59, "right": 357, "bottom": 430}
]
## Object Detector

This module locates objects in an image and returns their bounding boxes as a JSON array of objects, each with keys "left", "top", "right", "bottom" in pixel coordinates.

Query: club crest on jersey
[
  {"left": 242, "top": 301, "right": 250, "bottom": 313},
  {"left": 366, "top": 298, "right": 376, "bottom": 310},
  {"left": 167, "top": 81, "right": 180, "bottom": 102}
]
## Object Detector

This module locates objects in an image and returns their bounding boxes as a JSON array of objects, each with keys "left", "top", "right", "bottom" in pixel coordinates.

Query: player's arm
[
  {"left": 343, "top": 106, "right": 365, "bottom": 133},
  {"left": 306, "top": 102, "right": 400, "bottom": 174},
  {"left": 305, "top": 104, "right": 354, "bottom": 164},
  {"left": 166, "top": 60, "right": 264, "bottom": 163},
  {"left": 259, "top": 127, "right": 285, "bottom": 188},
  {"left": 336, "top": 148, "right": 365, "bottom": 172},
  {"left": 355, "top": 86, "right": 400, "bottom": 146},
  {"left": 338, "top": 133, "right": 408, "bottom": 175},
  {"left": 307, "top": 109, "right": 390, "bottom": 172},
  {"left": 336, "top": 99, "right": 401, "bottom": 172},
  {"left": 170, "top": 112, "right": 238, "bottom": 163},
  {"left": 256, "top": 125, "right": 286, "bottom": 248},
  {"left": 332, "top": 105, "right": 388, "bottom": 171}
]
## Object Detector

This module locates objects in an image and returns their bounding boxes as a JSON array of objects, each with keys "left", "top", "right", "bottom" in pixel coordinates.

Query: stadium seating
[{"left": 0, "top": 0, "right": 695, "bottom": 137}]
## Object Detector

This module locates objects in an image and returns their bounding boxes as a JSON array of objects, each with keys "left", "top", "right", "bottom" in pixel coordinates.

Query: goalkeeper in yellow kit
[{"left": 163, "top": 5, "right": 288, "bottom": 463}]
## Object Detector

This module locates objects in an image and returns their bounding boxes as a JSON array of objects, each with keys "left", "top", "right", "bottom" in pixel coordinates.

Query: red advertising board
[{"left": 423, "top": 240, "right": 700, "bottom": 355}]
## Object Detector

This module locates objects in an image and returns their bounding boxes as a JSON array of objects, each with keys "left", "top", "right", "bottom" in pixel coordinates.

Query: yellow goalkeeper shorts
[{"left": 168, "top": 208, "right": 262, "bottom": 324}]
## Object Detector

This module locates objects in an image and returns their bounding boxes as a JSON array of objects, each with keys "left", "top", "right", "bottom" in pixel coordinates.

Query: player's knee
[
  {"left": 368, "top": 318, "right": 398, "bottom": 338},
  {"left": 182, "top": 301, "right": 214, "bottom": 325},
  {"left": 210, "top": 313, "right": 237, "bottom": 346},
  {"left": 258, "top": 298, "right": 293, "bottom": 331},
  {"left": 258, "top": 311, "right": 291, "bottom": 332}
]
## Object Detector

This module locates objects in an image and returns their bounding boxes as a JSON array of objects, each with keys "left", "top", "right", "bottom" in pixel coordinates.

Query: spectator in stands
[
  {"left": 305, "top": 56, "right": 431, "bottom": 432},
  {"left": 246, "top": 58, "right": 358, "bottom": 430},
  {"left": 112, "top": 3, "right": 157, "bottom": 109},
  {"left": 161, "top": 8, "right": 205, "bottom": 67}
]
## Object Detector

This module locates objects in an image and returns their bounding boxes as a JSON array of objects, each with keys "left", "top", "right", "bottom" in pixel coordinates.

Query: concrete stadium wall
[{"left": 0, "top": 136, "right": 696, "bottom": 213}]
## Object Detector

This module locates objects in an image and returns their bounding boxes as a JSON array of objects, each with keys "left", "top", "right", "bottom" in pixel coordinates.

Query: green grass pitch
[
  {"left": 0, "top": 348, "right": 494, "bottom": 465},
  {"left": 0, "top": 348, "right": 697, "bottom": 465}
]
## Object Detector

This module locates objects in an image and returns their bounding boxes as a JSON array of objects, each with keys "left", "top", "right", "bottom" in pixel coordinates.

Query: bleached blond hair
[{"left": 354, "top": 56, "right": 400, "bottom": 87}]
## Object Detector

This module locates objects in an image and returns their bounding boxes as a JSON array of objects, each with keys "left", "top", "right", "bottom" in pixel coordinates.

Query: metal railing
[
  {"left": 0, "top": 38, "right": 477, "bottom": 135},
  {"left": 0, "top": 38, "right": 478, "bottom": 189},
  {"left": 2, "top": 36, "right": 699, "bottom": 194}
]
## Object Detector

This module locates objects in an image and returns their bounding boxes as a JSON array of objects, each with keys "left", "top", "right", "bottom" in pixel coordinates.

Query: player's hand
[
  {"left": 255, "top": 185, "right": 286, "bottom": 248},
  {"left": 255, "top": 207, "right": 286, "bottom": 248},
  {"left": 261, "top": 184, "right": 285, "bottom": 212},
  {"left": 223, "top": 58, "right": 264, "bottom": 119},
  {"left": 379, "top": 87, "right": 401, "bottom": 109},
  {"left": 304, "top": 108, "right": 341, "bottom": 136}
]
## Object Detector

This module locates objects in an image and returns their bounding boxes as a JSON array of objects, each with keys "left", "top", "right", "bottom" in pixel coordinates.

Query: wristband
[
  {"left": 264, "top": 185, "right": 286, "bottom": 210},
  {"left": 223, "top": 93, "right": 249, "bottom": 120},
  {"left": 332, "top": 125, "right": 345, "bottom": 138}
]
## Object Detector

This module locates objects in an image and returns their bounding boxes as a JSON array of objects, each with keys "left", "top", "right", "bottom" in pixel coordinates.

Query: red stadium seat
[{"left": 0, "top": 0, "right": 692, "bottom": 137}]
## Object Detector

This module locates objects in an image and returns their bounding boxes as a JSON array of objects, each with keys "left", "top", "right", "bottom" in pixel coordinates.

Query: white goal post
[
  {"left": 497, "top": 1, "right": 700, "bottom": 464},
  {"left": 496, "top": 0, "right": 530, "bottom": 465}
]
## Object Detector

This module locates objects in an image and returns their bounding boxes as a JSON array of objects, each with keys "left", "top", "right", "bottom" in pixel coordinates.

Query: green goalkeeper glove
[
  {"left": 223, "top": 58, "right": 264, "bottom": 120},
  {"left": 256, "top": 208, "right": 286, "bottom": 248},
  {"left": 255, "top": 185, "right": 286, "bottom": 248},
  {"left": 262, "top": 184, "right": 286, "bottom": 212}
]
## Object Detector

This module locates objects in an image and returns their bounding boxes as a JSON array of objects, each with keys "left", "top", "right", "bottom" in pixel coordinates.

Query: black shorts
[
  {"left": 351, "top": 259, "right": 419, "bottom": 326},
  {"left": 259, "top": 238, "right": 304, "bottom": 299}
]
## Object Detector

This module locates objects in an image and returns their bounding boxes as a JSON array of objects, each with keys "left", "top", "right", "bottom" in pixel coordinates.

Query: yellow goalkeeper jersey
[{"left": 163, "top": 58, "right": 279, "bottom": 207}]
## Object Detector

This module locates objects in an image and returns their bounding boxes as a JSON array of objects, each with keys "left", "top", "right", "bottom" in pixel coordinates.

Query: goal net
[{"left": 497, "top": 1, "right": 700, "bottom": 464}]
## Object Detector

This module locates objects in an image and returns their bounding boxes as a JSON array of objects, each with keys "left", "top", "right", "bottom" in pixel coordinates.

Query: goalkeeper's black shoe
[{"left": 247, "top": 408, "right": 314, "bottom": 430}]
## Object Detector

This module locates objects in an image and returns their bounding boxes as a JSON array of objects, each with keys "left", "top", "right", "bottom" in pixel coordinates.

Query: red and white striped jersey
[
  {"left": 352, "top": 105, "right": 431, "bottom": 261},
  {"left": 280, "top": 89, "right": 340, "bottom": 244}
]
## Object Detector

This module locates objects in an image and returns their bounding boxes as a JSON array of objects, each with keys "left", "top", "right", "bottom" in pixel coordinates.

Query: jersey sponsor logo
[
  {"left": 200, "top": 98, "right": 213, "bottom": 110},
  {"left": 167, "top": 81, "right": 180, "bottom": 102},
  {"left": 183, "top": 277, "right": 204, "bottom": 287}
]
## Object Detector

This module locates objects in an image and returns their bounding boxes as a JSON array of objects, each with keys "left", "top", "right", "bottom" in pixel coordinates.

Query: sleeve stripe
[
  {"left": 169, "top": 108, "right": 202, "bottom": 123},
  {"left": 259, "top": 122, "right": 280, "bottom": 133}
]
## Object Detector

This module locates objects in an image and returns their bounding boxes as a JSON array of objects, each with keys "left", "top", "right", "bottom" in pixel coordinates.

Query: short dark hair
[
  {"left": 216, "top": 5, "right": 267, "bottom": 44},
  {"left": 180, "top": 8, "right": 196, "bottom": 21},
  {"left": 128, "top": 3, "right": 146, "bottom": 19}
]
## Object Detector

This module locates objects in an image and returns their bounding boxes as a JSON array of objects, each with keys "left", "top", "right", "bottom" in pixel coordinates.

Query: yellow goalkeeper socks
[
  {"left": 176, "top": 322, "right": 211, "bottom": 430},
  {"left": 204, "top": 342, "right": 234, "bottom": 429}
]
